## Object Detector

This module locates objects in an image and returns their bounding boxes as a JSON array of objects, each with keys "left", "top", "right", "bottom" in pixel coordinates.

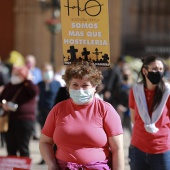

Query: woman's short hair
[{"left": 62, "top": 60, "right": 103, "bottom": 91}]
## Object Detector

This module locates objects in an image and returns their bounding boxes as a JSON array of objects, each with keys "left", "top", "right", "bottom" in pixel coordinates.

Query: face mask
[
  {"left": 147, "top": 71, "right": 164, "bottom": 85},
  {"left": 69, "top": 88, "right": 94, "bottom": 105},
  {"left": 43, "top": 70, "right": 54, "bottom": 81},
  {"left": 10, "top": 75, "right": 24, "bottom": 85}
]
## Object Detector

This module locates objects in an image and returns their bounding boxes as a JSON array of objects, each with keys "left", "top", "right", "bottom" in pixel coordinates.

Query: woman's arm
[
  {"left": 129, "top": 88, "right": 135, "bottom": 125},
  {"left": 109, "top": 134, "right": 124, "bottom": 170},
  {"left": 130, "top": 108, "right": 135, "bottom": 124},
  {"left": 39, "top": 134, "right": 59, "bottom": 170}
]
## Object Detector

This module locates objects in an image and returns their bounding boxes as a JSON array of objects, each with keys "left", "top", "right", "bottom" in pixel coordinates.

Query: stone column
[
  {"left": 108, "top": 0, "right": 122, "bottom": 64},
  {"left": 14, "top": 0, "right": 63, "bottom": 69}
]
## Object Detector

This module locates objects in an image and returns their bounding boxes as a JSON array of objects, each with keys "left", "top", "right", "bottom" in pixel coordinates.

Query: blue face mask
[
  {"left": 43, "top": 70, "right": 54, "bottom": 81},
  {"left": 69, "top": 88, "right": 94, "bottom": 105}
]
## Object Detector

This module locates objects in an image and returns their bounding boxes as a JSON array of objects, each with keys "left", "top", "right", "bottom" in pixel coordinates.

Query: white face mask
[
  {"left": 43, "top": 70, "right": 54, "bottom": 81},
  {"left": 69, "top": 88, "right": 95, "bottom": 105},
  {"left": 10, "top": 75, "right": 24, "bottom": 85}
]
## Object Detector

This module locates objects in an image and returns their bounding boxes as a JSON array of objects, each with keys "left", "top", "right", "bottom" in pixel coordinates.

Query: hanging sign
[{"left": 60, "top": 0, "right": 110, "bottom": 67}]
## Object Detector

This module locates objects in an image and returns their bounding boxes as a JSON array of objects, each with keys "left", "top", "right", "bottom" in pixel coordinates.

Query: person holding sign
[{"left": 39, "top": 60, "right": 124, "bottom": 170}]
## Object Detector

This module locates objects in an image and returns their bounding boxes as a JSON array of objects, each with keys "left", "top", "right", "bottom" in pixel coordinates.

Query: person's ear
[
  {"left": 142, "top": 67, "right": 147, "bottom": 76},
  {"left": 93, "top": 86, "right": 97, "bottom": 93}
]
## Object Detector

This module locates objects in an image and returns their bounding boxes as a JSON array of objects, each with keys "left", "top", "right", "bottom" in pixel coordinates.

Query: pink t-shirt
[
  {"left": 129, "top": 87, "right": 170, "bottom": 154},
  {"left": 42, "top": 97, "right": 123, "bottom": 164}
]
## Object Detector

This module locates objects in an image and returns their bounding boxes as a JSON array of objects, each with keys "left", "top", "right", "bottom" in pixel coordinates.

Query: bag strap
[{"left": 11, "top": 87, "right": 23, "bottom": 102}]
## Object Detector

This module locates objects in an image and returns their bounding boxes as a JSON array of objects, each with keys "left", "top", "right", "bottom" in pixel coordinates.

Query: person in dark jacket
[
  {"left": 102, "top": 56, "right": 126, "bottom": 107},
  {"left": 0, "top": 57, "right": 12, "bottom": 148},
  {"left": 37, "top": 62, "right": 61, "bottom": 164},
  {"left": 37, "top": 63, "right": 61, "bottom": 130},
  {"left": 0, "top": 65, "right": 39, "bottom": 157},
  {"left": 54, "top": 86, "right": 70, "bottom": 105}
]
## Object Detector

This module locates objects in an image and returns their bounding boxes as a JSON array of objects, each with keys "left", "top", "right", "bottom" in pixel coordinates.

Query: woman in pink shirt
[
  {"left": 39, "top": 60, "right": 124, "bottom": 170},
  {"left": 129, "top": 55, "right": 170, "bottom": 170}
]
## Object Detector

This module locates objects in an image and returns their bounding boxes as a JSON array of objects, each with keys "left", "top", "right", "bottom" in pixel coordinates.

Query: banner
[
  {"left": 0, "top": 156, "right": 31, "bottom": 170},
  {"left": 61, "top": 0, "right": 110, "bottom": 67}
]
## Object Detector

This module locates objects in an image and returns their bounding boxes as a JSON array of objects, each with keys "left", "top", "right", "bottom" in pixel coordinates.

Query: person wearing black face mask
[
  {"left": 146, "top": 70, "right": 164, "bottom": 85},
  {"left": 128, "top": 55, "right": 170, "bottom": 170}
]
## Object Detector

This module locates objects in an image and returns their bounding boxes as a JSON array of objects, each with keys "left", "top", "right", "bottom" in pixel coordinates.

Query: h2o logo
[{"left": 64, "top": 0, "right": 104, "bottom": 17}]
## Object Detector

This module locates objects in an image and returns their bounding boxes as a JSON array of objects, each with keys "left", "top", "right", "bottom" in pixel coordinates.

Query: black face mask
[{"left": 147, "top": 71, "right": 164, "bottom": 85}]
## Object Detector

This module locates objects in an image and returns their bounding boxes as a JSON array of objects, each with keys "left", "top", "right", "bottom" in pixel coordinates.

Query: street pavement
[{"left": 0, "top": 125, "right": 131, "bottom": 170}]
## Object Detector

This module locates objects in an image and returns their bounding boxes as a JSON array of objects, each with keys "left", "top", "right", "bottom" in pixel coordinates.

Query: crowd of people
[
  {"left": 0, "top": 54, "right": 63, "bottom": 159},
  {"left": 1, "top": 53, "right": 170, "bottom": 170}
]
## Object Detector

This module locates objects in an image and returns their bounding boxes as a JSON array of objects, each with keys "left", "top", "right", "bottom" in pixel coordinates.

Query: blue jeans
[{"left": 128, "top": 145, "right": 170, "bottom": 170}]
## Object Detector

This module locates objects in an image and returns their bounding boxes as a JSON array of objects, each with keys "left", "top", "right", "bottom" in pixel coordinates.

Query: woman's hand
[
  {"left": 2, "top": 100, "right": 10, "bottom": 111},
  {"left": 48, "top": 164, "right": 60, "bottom": 170},
  {"left": 39, "top": 134, "right": 59, "bottom": 170}
]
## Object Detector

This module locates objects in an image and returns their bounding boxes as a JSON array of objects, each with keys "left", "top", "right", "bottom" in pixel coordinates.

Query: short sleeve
[
  {"left": 166, "top": 96, "right": 170, "bottom": 110},
  {"left": 103, "top": 104, "right": 123, "bottom": 137},
  {"left": 129, "top": 88, "right": 135, "bottom": 109},
  {"left": 41, "top": 106, "right": 56, "bottom": 138}
]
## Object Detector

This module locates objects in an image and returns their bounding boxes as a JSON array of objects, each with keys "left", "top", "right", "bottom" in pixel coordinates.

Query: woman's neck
[{"left": 146, "top": 81, "right": 157, "bottom": 90}]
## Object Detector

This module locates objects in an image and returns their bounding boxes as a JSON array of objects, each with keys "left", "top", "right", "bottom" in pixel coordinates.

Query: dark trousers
[
  {"left": 129, "top": 145, "right": 170, "bottom": 170},
  {"left": 4, "top": 119, "right": 34, "bottom": 157},
  {"left": 38, "top": 109, "right": 50, "bottom": 129},
  {"left": 0, "top": 132, "right": 5, "bottom": 147}
]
